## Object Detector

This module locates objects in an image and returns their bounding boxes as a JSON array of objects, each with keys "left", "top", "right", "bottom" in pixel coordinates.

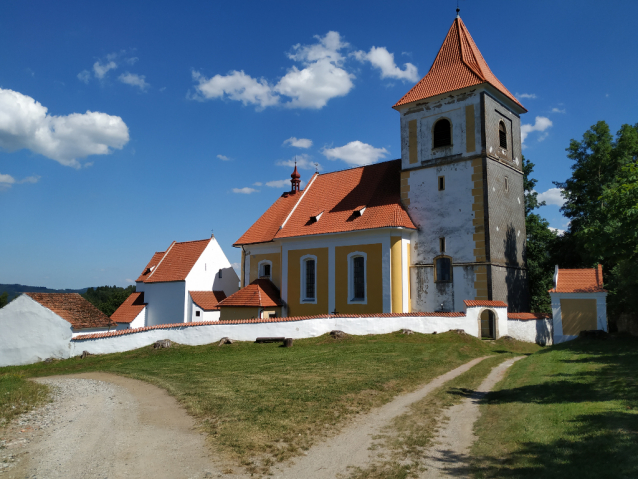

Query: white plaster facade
[
  {"left": 190, "top": 303, "right": 220, "bottom": 323},
  {"left": 135, "top": 236, "right": 239, "bottom": 327},
  {"left": 0, "top": 295, "right": 73, "bottom": 366},
  {"left": 507, "top": 318, "right": 553, "bottom": 345},
  {"left": 550, "top": 291, "right": 608, "bottom": 343}
]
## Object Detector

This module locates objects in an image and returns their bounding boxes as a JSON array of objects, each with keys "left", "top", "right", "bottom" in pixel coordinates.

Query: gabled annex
[{"left": 111, "top": 235, "right": 239, "bottom": 327}]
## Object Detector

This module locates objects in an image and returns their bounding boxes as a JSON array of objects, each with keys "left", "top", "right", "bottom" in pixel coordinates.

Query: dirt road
[{"left": 1, "top": 373, "right": 241, "bottom": 479}]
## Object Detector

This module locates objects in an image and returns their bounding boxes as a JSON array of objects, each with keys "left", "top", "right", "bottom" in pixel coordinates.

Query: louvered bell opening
[
  {"left": 499, "top": 122, "right": 507, "bottom": 149},
  {"left": 433, "top": 119, "right": 452, "bottom": 148}
]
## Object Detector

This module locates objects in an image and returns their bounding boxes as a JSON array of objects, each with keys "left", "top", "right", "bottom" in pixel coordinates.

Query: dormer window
[
  {"left": 353, "top": 206, "right": 366, "bottom": 217},
  {"left": 311, "top": 211, "right": 324, "bottom": 222},
  {"left": 499, "top": 121, "right": 507, "bottom": 149},
  {"left": 433, "top": 119, "right": 452, "bottom": 149}
]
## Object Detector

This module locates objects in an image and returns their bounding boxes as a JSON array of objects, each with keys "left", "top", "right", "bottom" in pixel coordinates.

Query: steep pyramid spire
[{"left": 394, "top": 17, "right": 526, "bottom": 111}]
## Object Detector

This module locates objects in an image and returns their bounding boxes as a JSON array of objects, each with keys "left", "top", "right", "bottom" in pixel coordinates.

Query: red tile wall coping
[
  {"left": 463, "top": 300, "right": 508, "bottom": 307},
  {"left": 71, "top": 311, "right": 467, "bottom": 341},
  {"left": 508, "top": 312, "right": 552, "bottom": 321}
]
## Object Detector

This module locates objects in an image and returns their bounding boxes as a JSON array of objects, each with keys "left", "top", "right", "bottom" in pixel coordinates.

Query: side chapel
[{"left": 228, "top": 13, "right": 529, "bottom": 318}]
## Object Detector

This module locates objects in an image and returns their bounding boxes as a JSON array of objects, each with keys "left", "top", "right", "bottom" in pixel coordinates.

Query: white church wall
[
  {"left": 144, "top": 281, "right": 186, "bottom": 326},
  {"left": 186, "top": 237, "right": 239, "bottom": 296},
  {"left": 0, "top": 295, "right": 73, "bottom": 367}
]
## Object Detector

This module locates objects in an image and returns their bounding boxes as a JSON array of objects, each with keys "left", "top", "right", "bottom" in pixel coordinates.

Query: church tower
[{"left": 394, "top": 13, "right": 529, "bottom": 312}]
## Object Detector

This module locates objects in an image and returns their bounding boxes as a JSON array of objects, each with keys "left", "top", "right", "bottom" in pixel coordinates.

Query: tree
[
  {"left": 523, "top": 157, "right": 557, "bottom": 313},
  {"left": 556, "top": 121, "right": 638, "bottom": 316},
  {"left": 82, "top": 285, "right": 136, "bottom": 316},
  {"left": 0, "top": 291, "right": 8, "bottom": 309}
]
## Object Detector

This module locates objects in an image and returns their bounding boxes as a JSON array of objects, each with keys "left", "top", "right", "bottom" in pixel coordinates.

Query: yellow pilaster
[{"left": 391, "top": 236, "right": 402, "bottom": 313}]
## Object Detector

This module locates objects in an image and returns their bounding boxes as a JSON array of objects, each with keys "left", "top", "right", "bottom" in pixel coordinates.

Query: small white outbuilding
[
  {"left": 0, "top": 293, "right": 116, "bottom": 367},
  {"left": 549, "top": 264, "right": 608, "bottom": 343}
]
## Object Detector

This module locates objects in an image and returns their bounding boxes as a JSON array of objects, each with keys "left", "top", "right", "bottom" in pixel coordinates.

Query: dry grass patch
[{"left": 0, "top": 373, "right": 49, "bottom": 429}]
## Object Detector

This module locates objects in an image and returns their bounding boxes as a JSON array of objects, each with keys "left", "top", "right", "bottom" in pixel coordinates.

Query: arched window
[
  {"left": 300, "top": 255, "right": 317, "bottom": 302},
  {"left": 499, "top": 121, "right": 507, "bottom": 149},
  {"left": 347, "top": 251, "right": 367, "bottom": 303},
  {"left": 434, "top": 256, "right": 452, "bottom": 283},
  {"left": 433, "top": 119, "right": 452, "bottom": 149}
]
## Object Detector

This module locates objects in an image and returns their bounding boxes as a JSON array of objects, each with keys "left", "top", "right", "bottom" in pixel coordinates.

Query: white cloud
[
  {"left": 537, "top": 187, "right": 565, "bottom": 207},
  {"left": 0, "top": 172, "right": 40, "bottom": 190},
  {"left": 232, "top": 187, "right": 259, "bottom": 194},
  {"left": 217, "top": 154, "right": 232, "bottom": 161},
  {"left": 322, "top": 141, "right": 388, "bottom": 166},
  {"left": 516, "top": 93, "right": 537, "bottom": 99},
  {"left": 125, "top": 278, "right": 135, "bottom": 284},
  {"left": 551, "top": 108, "right": 566, "bottom": 113},
  {"left": 521, "top": 116, "right": 552, "bottom": 144},
  {"left": 93, "top": 60, "right": 118, "bottom": 79},
  {"left": 283, "top": 137, "right": 313, "bottom": 148},
  {"left": 266, "top": 179, "right": 292, "bottom": 188},
  {"left": 192, "top": 70, "right": 279, "bottom": 109},
  {"left": 0, "top": 87, "right": 130, "bottom": 168},
  {"left": 253, "top": 182, "right": 263, "bottom": 186},
  {"left": 548, "top": 227, "right": 565, "bottom": 236},
  {"left": 266, "top": 179, "right": 306, "bottom": 189},
  {"left": 276, "top": 154, "right": 322, "bottom": 171},
  {"left": 192, "top": 31, "right": 354, "bottom": 110},
  {"left": 118, "top": 72, "right": 149, "bottom": 91},
  {"left": 353, "top": 46, "right": 419, "bottom": 82},
  {"left": 0, "top": 173, "right": 15, "bottom": 187},
  {"left": 77, "top": 70, "right": 91, "bottom": 84},
  {"left": 125, "top": 57, "right": 139, "bottom": 65}
]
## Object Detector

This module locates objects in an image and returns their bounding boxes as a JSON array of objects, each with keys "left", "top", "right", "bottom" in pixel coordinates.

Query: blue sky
[{"left": 1, "top": 0, "right": 637, "bottom": 289}]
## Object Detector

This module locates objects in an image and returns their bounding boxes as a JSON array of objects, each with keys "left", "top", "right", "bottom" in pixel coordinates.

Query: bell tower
[{"left": 394, "top": 13, "right": 529, "bottom": 312}]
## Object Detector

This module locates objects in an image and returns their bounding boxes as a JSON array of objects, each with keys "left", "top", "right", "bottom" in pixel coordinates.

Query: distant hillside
[{"left": 0, "top": 284, "right": 89, "bottom": 303}]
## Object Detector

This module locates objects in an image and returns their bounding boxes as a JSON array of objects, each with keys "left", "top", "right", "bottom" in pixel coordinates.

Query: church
[{"left": 225, "top": 13, "right": 529, "bottom": 318}]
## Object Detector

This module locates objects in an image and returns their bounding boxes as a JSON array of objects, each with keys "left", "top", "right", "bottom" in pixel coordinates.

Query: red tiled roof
[
  {"left": 110, "top": 292, "right": 146, "bottom": 324},
  {"left": 464, "top": 300, "right": 508, "bottom": 308},
  {"left": 190, "top": 291, "right": 227, "bottom": 311},
  {"left": 71, "top": 311, "right": 468, "bottom": 340},
  {"left": 393, "top": 17, "right": 525, "bottom": 111},
  {"left": 235, "top": 160, "right": 416, "bottom": 245},
  {"left": 135, "top": 251, "right": 165, "bottom": 282},
  {"left": 217, "top": 279, "right": 283, "bottom": 308},
  {"left": 137, "top": 238, "right": 211, "bottom": 283},
  {"left": 25, "top": 293, "right": 115, "bottom": 330},
  {"left": 550, "top": 265, "right": 606, "bottom": 293},
  {"left": 508, "top": 312, "right": 551, "bottom": 321}
]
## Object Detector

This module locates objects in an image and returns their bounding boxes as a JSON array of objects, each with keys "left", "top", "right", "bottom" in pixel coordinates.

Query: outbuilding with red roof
[
  {"left": 0, "top": 293, "right": 116, "bottom": 366},
  {"left": 549, "top": 264, "right": 608, "bottom": 343},
  {"left": 111, "top": 235, "right": 239, "bottom": 328}
]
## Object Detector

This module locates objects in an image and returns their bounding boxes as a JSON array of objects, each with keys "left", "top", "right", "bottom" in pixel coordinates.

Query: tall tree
[
  {"left": 0, "top": 291, "right": 8, "bottom": 309},
  {"left": 556, "top": 121, "right": 638, "bottom": 316},
  {"left": 523, "top": 157, "right": 557, "bottom": 313}
]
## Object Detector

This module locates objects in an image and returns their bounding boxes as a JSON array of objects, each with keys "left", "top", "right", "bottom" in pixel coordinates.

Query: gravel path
[
  {"left": 419, "top": 356, "right": 524, "bottom": 478},
  {"left": 0, "top": 373, "right": 241, "bottom": 479},
  {"left": 269, "top": 356, "right": 490, "bottom": 479}
]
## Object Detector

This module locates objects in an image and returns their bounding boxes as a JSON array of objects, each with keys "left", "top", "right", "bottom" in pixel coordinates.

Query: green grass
[
  {"left": 471, "top": 334, "right": 638, "bottom": 479},
  {"left": 0, "top": 373, "right": 49, "bottom": 428},
  {"left": 0, "top": 331, "right": 539, "bottom": 474}
]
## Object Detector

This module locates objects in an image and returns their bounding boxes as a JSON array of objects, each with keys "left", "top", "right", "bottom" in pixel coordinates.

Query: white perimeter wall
[
  {"left": 0, "top": 295, "right": 73, "bottom": 367},
  {"left": 507, "top": 319, "right": 553, "bottom": 346},
  {"left": 71, "top": 314, "right": 480, "bottom": 357}
]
